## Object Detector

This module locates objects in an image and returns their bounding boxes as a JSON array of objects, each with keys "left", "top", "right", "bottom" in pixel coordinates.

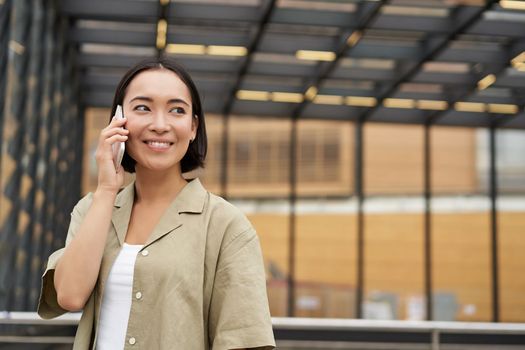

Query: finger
[
  {"left": 103, "top": 134, "right": 128, "bottom": 146},
  {"left": 108, "top": 116, "right": 127, "bottom": 127},
  {"left": 100, "top": 127, "right": 129, "bottom": 139}
]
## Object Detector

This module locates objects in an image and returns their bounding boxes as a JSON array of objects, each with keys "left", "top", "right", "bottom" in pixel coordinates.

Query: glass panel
[
  {"left": 296, "top": 120, "right": 353, "bottom": 197},
  {"left": 363, "top": 123, "right": 425, "bottom": 320},
  {"left": 364, "top": 213, "right": 425, "bottom": 320},
  {"left": 226, "top": 115, "right": 292, "bottom": 316},
  {"left": 497, "top": 129, "right": 525, "bottom": 322},
  {"left": 247, "top": 210, "right": 290, "bottom": 318},
  {"left": 431, "top": 127, "right": 484, "bottom": 195},
  {"left": 364, "top": 123, "right": 423, "bottom": 195},
  {"left": 431, "top": 212, "right": 491, "bottom": 321},
  {"left": 431, "top": 126, "right": 491, "bottom": 322},
  {"left": 295, "top": 213, "right": 357, "bottom": 318},
  {"left": 227, "top": 116, "right": 291, "bottom": 198},
  {"left": 293, "top": 120, "right": 356, "bottom": 318}
]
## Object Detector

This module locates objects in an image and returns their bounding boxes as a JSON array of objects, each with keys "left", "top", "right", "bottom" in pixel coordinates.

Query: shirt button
[
  {"left": 135, "top": 292, "right": 142, "bottom": 300},
  {"left": 141, "top": 250, "right": 149, "bottom": 256},
  {"left": 129, "top": 337, "right": 136, "bottom": 345}
]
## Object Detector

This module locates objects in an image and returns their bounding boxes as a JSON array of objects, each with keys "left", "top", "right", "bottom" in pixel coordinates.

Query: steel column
[
  {"left": 489, "top": 124, "right": 500, "bottom": 322},
  {"left": 424, "top": 123, "right": 433, "bottom": 320},
  {"left": 354, "top": 120, "right": 364, "bottom": 318}
]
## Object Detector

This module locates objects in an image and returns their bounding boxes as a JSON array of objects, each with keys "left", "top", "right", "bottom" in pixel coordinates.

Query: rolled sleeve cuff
[{"left": 37, "top": 248, "right": 68, "bottom": 319}]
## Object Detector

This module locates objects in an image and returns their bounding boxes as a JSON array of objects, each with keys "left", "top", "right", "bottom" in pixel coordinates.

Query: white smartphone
[{"left": 112, "top": 105, "right": 126, "bottom": 171}]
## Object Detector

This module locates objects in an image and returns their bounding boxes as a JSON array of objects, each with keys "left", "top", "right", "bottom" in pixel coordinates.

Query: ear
[{"left": 191, "top": 114, "right": 199, "bottom": 138}]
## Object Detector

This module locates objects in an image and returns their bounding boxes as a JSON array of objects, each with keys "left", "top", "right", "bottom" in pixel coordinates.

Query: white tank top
[{"left": 96, "top": 243, "right": 143, "bottom": 350}]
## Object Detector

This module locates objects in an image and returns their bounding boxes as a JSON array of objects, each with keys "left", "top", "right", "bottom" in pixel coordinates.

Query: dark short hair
[{"left": 110, "top": 57, "right": 207, "bottom": 173}]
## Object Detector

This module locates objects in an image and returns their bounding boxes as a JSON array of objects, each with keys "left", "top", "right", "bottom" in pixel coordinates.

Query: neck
[{"left": 133, "top": 167, "right": 188, "bottom": 204}]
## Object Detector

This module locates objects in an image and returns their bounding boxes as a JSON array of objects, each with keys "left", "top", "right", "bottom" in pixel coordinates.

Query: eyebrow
[{"left": 129, "top": 96, "right": 190, "bottom": 107}]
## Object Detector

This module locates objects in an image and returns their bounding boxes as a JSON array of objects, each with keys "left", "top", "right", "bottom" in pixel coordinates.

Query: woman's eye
[
  {"left": 170, "top": 107, "right": 186, "bottom": 114},
  {"left": 133, "top": 105, "right": 150, "bottom": 112}
]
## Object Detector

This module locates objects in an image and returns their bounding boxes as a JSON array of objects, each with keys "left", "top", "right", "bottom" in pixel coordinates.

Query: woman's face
[{"left": 122, "top": 69, "right": 198, "bottom": 174}]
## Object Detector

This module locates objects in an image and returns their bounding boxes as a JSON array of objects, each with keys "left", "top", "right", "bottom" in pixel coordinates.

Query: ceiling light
[
  {"left": 500, "top": 0, "right": 525, "bottom": 10},
  {"left": 236, "top": 90, "right": 270, "bottom": 101},
  {"left": 383, "top": 98, "right": 416, "bottom": 109},
  {"left": 488, "top": 103, "right": 518, "bottom": 114},
  {"left": 345, "top": 96, "right": 377, "bottom": 107},
  {"left": 454, "top": 102, "right": 487, "bottom": 113},
  {"left": 207, "top": 45, "right": 247, "bottom": 56},
  {"left": 160, "top": 0, "right": 170, "bottom": 4},
  {"left": 511, "top": 51, "right": 525, "bottom": 70},
  {"left": 156, "top": 19, "right": 167, "bottom": 50},
  {"left": 514, "top": 62, "right": 525, "bottom": 71},
  {"left": 296, "top": 50, "right": 336, "bottom": 61},
  {"left": 477, "top": 74, "right": 496, "bottom": 90},
  {"left": 416, "top": 100, "right": 448, "bottom": 110},
  {"left": 313, "top": 95, "right": 344, "bottom": 105},
  {"left": 271, "top": 92, "right": 304, "bottom": 103},
  {"left": 304, "top": 86, "right": 318, "bottom": 100},
  {"left": 347, "top": 31, "right": 362, "bottom": 47},
  {"left": 166, "top": 44, "right": 206, "bottom": 55}
]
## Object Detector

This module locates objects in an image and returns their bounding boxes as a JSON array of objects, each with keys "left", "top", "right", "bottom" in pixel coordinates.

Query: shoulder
[
  {"left": 204, "top": 192, "right": 255, "bottom": 246},
  {"left": 206, "top": 192, "right": 252, "bottom": 230}
]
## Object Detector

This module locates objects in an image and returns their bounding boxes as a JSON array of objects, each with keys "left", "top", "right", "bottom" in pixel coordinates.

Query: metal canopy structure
[{"left": 60, "top": 0, "right": 525, "bottom": 129}]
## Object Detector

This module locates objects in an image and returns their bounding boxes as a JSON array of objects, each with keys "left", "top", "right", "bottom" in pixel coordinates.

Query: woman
[{"left": 38, "top": 57, "right": 276, "bottom": 350}]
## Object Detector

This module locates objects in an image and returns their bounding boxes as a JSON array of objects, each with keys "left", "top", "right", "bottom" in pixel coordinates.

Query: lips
[{"left": 144, "top": 140, "right": 174, "bottom": 150}]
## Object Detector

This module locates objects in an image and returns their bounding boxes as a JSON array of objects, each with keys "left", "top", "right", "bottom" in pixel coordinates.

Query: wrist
[{"left": 93, "top": 187, "right": 118, "bottom": 202}]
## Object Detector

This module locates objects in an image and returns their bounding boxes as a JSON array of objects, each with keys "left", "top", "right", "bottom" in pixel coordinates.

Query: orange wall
[
  {"left": 432, "top": 213, "right": 492, "bottom": 321},
  {"left": 499, "top": 212, "right": 525, "bottom": 322},
  {"left": 250, "top": 212, "right": 525, "bottom": 322},
  {"left": 364, "top": 213, "right": 425, "bottom": 320}
]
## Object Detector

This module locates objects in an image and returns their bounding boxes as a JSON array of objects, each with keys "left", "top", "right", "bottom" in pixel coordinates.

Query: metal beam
[
  {"left": 61, "top": 0, "right": 158, "bottom": 21},
  {"left": 258, "top": 33, "right": 346, "bottom": 54},
  {"left": 372, "top": 6, "right": 481, "bottom": 34},
  {"left": 70, "top": 27, "right": 155, "bottom": 47},
  {"left": 348, "top": 41, "right": 511, "bottom": 64},
  {"left": 271, "top": 7, "right": 357, "bottom": 28},
  {"left": 167, "top": 30, "right": 249, "bottom": 47},
  {"left": 169, "top": 2, "right": 260, "bottom": 23},
  {"left": 292, "top": 0, "right": 387, "bottom": 120},
  {"left": 426, "top": 41, "right": 521, "bottom": 126},
  {"left": 356, "top": 1, "right": 499, "bottom": 123},
  {"left": 221, "top": 0, "right": 277, "bottom": 116}
]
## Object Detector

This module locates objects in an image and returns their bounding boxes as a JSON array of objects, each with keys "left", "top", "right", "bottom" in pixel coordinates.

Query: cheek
[
  {"left": 124, "top": 120, "right": 141, "bottom": 139},
  {"left": 173, "top": 120, "right": 193, "bottom": 135}
]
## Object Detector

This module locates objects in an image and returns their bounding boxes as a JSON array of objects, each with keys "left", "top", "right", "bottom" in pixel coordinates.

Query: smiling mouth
[{"left": 144, "top": 141, "right": 174, "bottom": 149}]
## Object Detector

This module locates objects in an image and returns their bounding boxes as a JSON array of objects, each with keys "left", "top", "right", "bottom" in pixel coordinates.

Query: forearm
[{"left": 54, "top": 189, "right": 117, "bottom": 310}]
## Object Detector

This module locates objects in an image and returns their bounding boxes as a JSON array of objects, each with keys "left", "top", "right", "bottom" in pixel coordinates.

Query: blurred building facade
[
  {"left": 1, "top": 0, "right": 525, "bottom": 326},
  {"left": 0, "top": 0, "right": 83, "bottom": 311}
]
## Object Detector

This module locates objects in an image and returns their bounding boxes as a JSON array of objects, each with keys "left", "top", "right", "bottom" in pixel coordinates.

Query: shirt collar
[{"left": 114, "top": 177, "right": 207, "bottom": 214}]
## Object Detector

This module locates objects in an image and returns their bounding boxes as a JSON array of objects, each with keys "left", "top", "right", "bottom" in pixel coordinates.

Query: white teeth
[{"left": 147, "top": 141, "right": 170, "bottom": 148}]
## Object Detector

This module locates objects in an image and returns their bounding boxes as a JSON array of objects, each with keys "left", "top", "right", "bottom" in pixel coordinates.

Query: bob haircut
[{"left": 110, "top": 57, "right": 207, "bottom": 173}]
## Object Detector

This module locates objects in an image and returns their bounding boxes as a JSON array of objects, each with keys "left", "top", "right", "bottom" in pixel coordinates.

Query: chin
[{"left": 135, "top": 160, "right": 181, "bottom": 173}]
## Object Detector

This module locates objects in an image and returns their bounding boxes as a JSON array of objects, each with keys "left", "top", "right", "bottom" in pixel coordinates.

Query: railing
[{"left": 2, "top": 312, "right": 525, "bottom": 349}]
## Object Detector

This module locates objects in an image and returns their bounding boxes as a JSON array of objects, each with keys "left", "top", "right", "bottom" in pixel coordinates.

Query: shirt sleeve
[
  {"left": 37, "top": 193, "right": 93, "bottom": 319},
  {"left": 209, "top": 227, "right": 276, "bottom": 350}
]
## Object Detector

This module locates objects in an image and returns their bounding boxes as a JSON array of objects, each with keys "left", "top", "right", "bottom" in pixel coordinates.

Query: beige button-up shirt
[{"left": 38, "top": 178, "right": 276, "bottom": 350}]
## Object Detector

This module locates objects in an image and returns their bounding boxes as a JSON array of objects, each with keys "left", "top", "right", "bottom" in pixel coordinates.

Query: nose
[{"left": 149, "top": 111, "right": 170, "bottom": 133}]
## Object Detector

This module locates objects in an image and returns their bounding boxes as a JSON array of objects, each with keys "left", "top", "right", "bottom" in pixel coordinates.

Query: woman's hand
[{"left": 95, "top": 115, "right": 129, "bottom": 194}]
